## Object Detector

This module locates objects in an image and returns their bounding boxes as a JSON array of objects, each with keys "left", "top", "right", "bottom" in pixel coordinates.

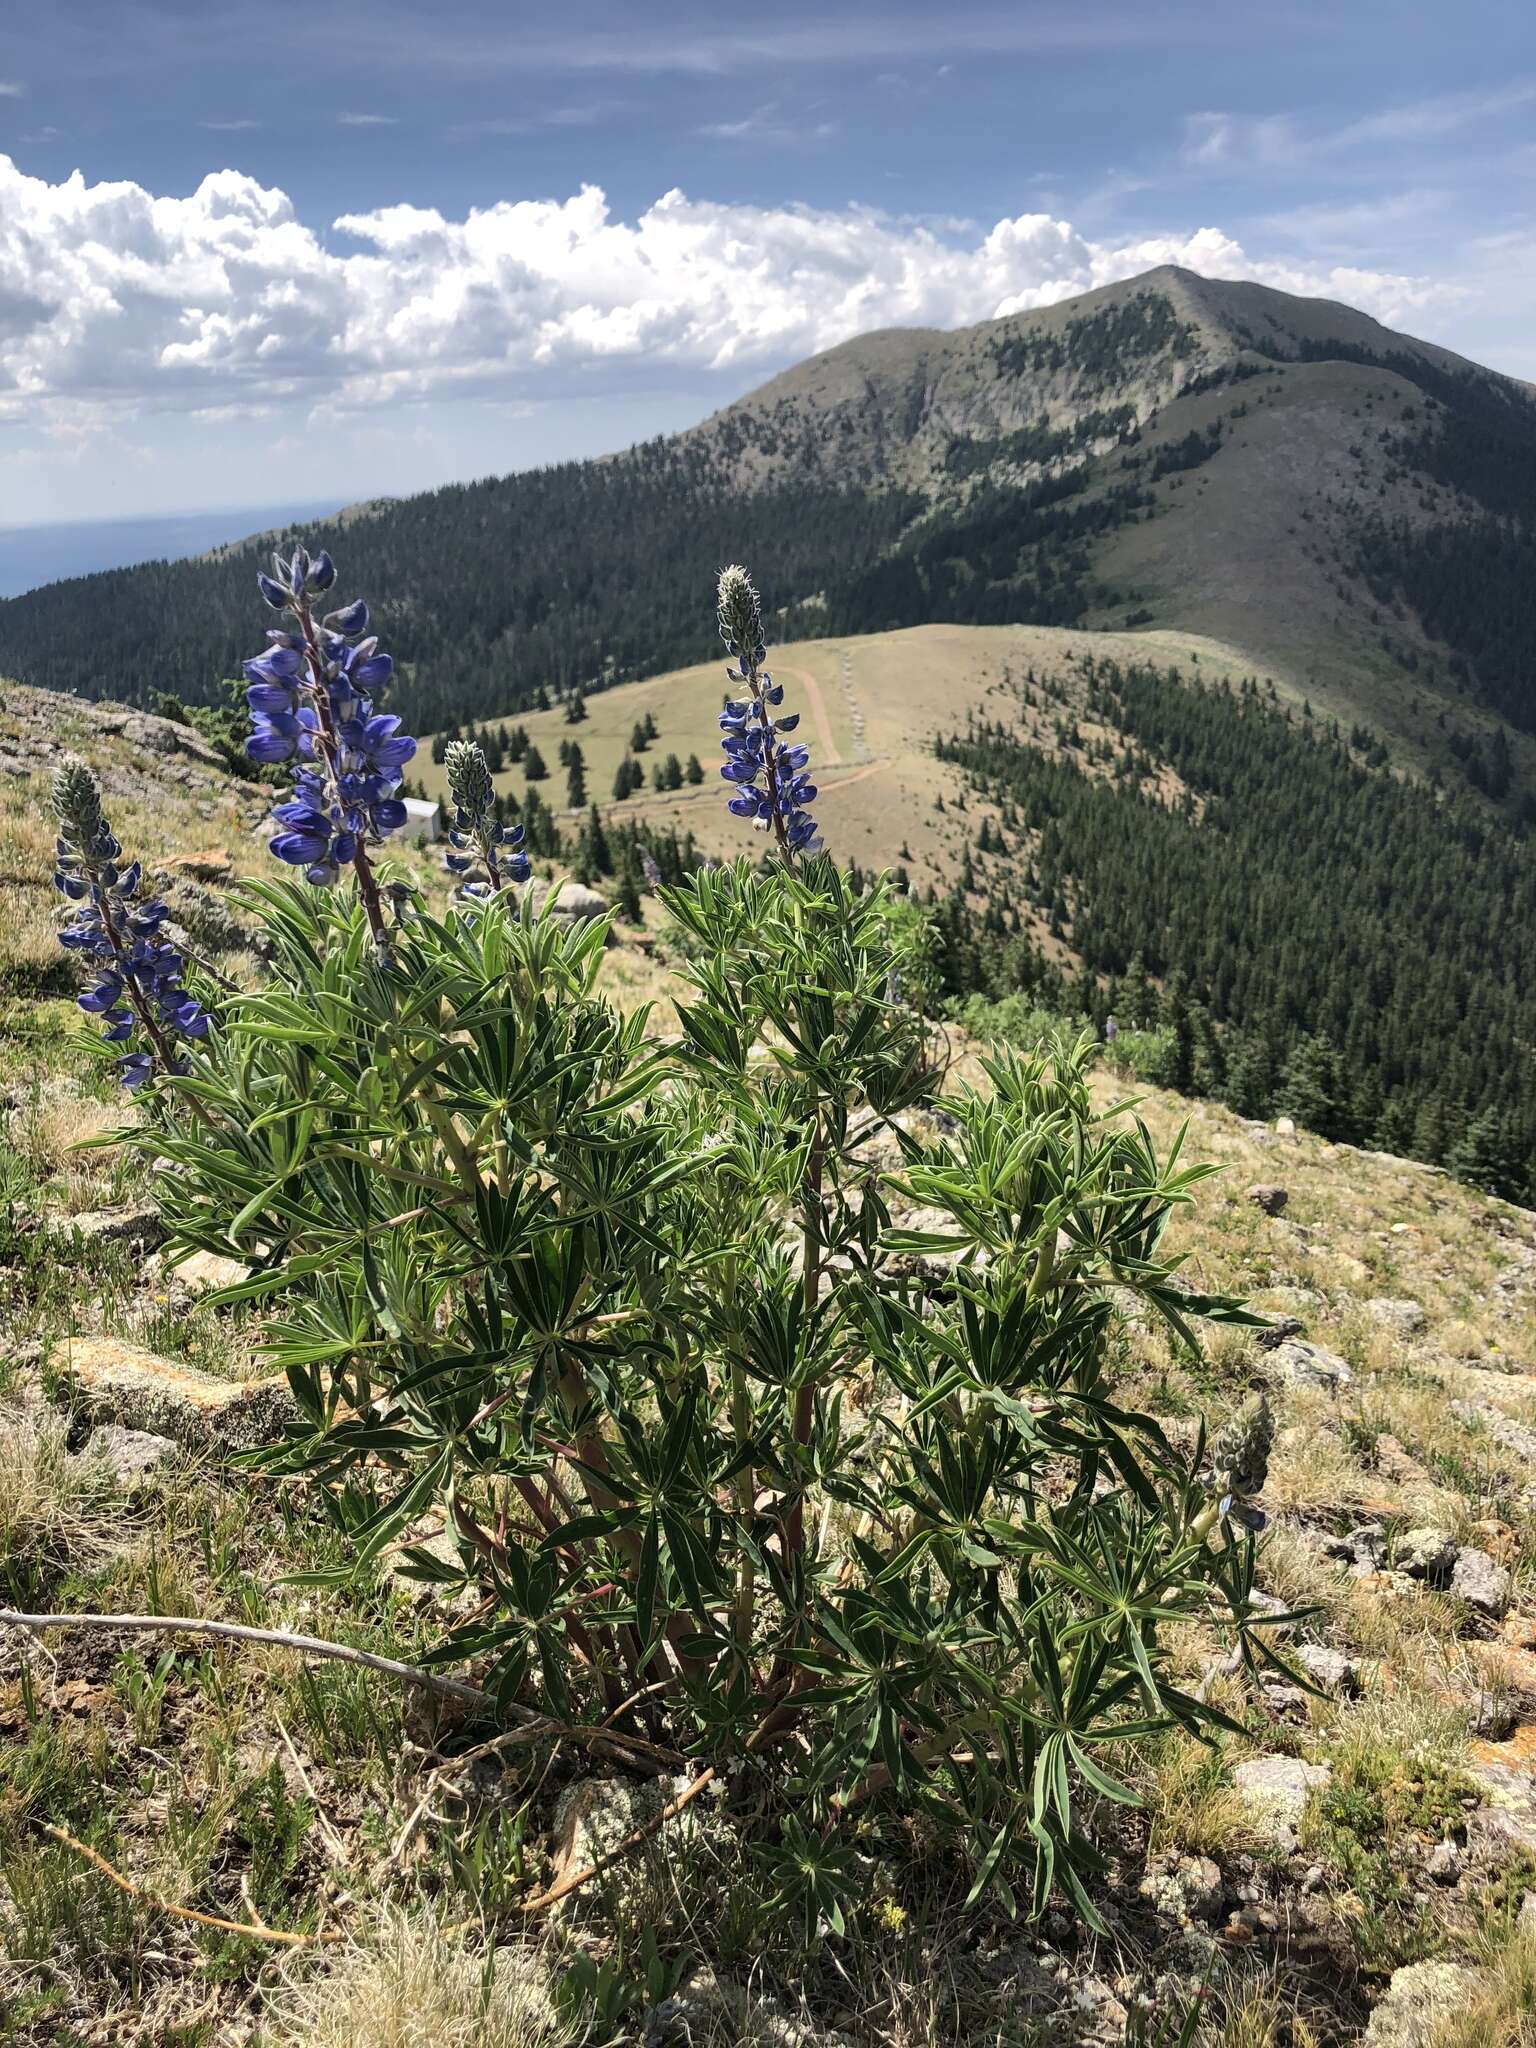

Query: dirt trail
[
  {"left": 773, "top": 662, "right": 840, "bottom": 770},
  {"left": 573, "top": 756, "right": 889, "bottom": 825}
]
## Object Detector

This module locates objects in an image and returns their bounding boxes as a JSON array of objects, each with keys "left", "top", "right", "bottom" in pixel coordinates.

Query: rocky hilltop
[{"left": 2, "top": 268, "right": 1533, "bottom": 805}]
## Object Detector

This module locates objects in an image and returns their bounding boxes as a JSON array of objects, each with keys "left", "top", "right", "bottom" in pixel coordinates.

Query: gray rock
[
  {"left": 1138, "top": 1853, "right": 1225, "bottom": 1925},
  {"left": 1232, "top": 1755, "right": 1331, "bottom": 1848},
  {"left": 1396, "top": 1526, "right": 1458, "bottom": 1584},
  {"left": 1519, "top": 1891, "right": 1536, "bottom": 1937},
  {"left": 154, "top": 874, "right": 258, "bottom": 956},
  {"left": 1244, "top": 1589, "right": 1296, "bottom": 1635},
  {"left": 58, "top": 1206, "right": 164, "bottom": 1253},
  {"left": 1362, "top": 1961, "right": 1492, "bottom": 2046},
  {"left": 645, "top": 1964, "right": 854, "bottom": 2048},
  {"left": 1295, "top": 1644, "right": 1359, "bottom": 1695},
  {"left": 164, "top": 1249, "right": 250, "bottom": 1297},
  {"left": 84, "top": 1425, "right": 179, "bottom": 1492},
  {"left": 1467, "top": 1761, "right": 1536, "bottom": 1867},
  {"left": 1247, "top": 1184, "right": 1289, "bottom": 1217},
  {"left": 1425, "top": 1839, "right": 1464, "bottom": 1883},
  {"left": 1452, "top": 1399, "right": 1536, "bottom": 1465},
  {"left": 1365, "top": 1297, "right": 1427, "bottom": 1338},
  {"left": 1267, "top": 1339, "right": 1354, "bottom": 1393},
  {"left": 1262, "top": 1285, "right": 1322, "bottom": 1311},
  {"left": 524, "top": 879, "right": 611, "bottom": 924},
  {"left": 1451, "top": 1546, "right": 1512, "bottom": 1618},
  {"left": 1274, "top": 1117, "right": 1297, "bottom": 1137}
]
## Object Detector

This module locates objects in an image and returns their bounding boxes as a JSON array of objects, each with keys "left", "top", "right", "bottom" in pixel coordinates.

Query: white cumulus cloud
[{"left": 0, "top": 154, "right": 1461, "bottom": 435}]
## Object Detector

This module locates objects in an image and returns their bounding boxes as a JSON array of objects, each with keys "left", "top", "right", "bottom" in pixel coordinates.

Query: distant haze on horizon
[{"left": 3, "top": 0, "right": 1534, "bottom": 527}]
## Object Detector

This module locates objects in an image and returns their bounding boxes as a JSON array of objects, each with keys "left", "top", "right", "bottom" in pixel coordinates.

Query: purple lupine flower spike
[
  {"left": 243, "top": 547, "right": 418, "bottom": 918},
  {"left": 715, "top": 565, "right": 821, "bottom": 863},
  {"left": 52, "top": 759, "right": 210, "bottom": 1087}
]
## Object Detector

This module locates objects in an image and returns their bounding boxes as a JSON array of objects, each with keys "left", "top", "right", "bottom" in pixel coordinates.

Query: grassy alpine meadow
[{"left": 5, "top": 558, "right": 1536, "bottom": 2048}]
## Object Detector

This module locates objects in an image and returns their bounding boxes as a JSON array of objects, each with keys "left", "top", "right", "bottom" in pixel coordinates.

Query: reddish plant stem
[{"left": 780, "top": 1113, "right": 825, "bottom": 1573}]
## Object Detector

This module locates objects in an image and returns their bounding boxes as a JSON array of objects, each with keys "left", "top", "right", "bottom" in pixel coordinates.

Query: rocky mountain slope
[
  {"left": 5, "top": 682, "right": 1536, "bottom": 2041},
  {"left": 2, "top": 267, "right": 1533, "bottom": 807}
]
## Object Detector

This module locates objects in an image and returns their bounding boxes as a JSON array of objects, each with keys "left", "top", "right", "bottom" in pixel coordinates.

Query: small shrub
[{"left": 58, "top": 554, "right": 1277, "bottom": 1932}]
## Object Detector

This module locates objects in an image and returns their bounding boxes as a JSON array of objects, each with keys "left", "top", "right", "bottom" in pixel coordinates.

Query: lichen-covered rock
[
  {"left": 1452, "top": 1546, "right": 1512, "bottom": 1617},
  {"left": 1267, "top": 1339, "right": 1353, "bottom": 1392},
  {"left": 548, "top": 1773, "right": 735, "bottom": 1935},
  {"left": 57, "top": 1206, "right": 164, "bottom": 1253},
  {"left": 1246, "top": 1184, "right": 1288, "bottom": 1216},
  {"left": 1138, "top": 1853, "right": 1225, "bottom": 1925},
  {"left": 644, "top": 1966, "right": 855, "bottom": 2048},
  {"left": 1232, "top": 1755, "right": 1331, "bottom": 1848},
  {"left": 55, "top": 1337, "right": 296, "bottom": 1451},
  {"left": 1466, "top": 1760, "right": 1536, "bottom": 1869},
  {"left": 1396, "top": 1526, "right": 1458, "bottom": 1583},
  {"left": 1323, "top": 1523, "right": 1386, "bottom": 1569},
  {"left": 1365, "top": 1297, "right": 1427, "bottom": 1338},
  {"left": 1295, "top": 1644, "right": 1359, "bottom": 1695},
  {"left": 1362, "top": 1960, "right": 1492, "bottom": 2046}
]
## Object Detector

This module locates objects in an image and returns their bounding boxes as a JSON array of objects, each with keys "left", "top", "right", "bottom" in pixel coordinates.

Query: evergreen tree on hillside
[
  {"left": 523, "top": 744, "right": 548, "bottom": 783},
  {"left": 1275, "top": 1034, "right": 1348, "bottom": 1139}
]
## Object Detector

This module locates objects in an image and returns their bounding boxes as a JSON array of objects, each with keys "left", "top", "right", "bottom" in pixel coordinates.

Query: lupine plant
[
  {"left": 51, "top": 760, "right": 211, "bottom": 1087},
  {"left": 64, "top": 552, "right": 1285, "bottom": 1933}
]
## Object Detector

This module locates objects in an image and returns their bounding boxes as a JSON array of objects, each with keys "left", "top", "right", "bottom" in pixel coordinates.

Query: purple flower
[
  {"left": 245, "top": 546, "right": 421, "bottom": 892},
  {"left": 50, "top": 759, "right": 212, "bottom": 1088},
  {"left": 712, "top": 566, "right": 821, "bottom": 864}
]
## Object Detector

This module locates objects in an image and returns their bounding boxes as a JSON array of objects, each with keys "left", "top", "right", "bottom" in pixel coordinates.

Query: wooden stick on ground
[
  {"left": 42, "top": 1826, "right": 346, "bottom": 1948},
  {"left": 0, "top": 1608, "right": 514, "bottom": 1715}
]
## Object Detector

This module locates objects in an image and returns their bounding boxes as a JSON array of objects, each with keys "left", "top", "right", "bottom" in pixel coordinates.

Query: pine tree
[
  {"left": 1446, "top": 1107, "right": 1515, "bottom": 1195},
  {"left": 523, "top": 744, "right": 548, "bottom": 782},
  {"left": 616, "top": 847, "right": 643, "bottom": 922},
  {"left": 631, "top": 721, "right": 650, "bottom": 754},
  {"left": 1275, "top": 1033, "right": 1346, "bottom": 1138},
  {"left": 685, "top": 753, "right": 704, "bottom": 785},
  {"left": 585, "top": 804, "right": 612, "bottom": 875},
  {"left": 565, "top": 690, "right": 587, "bottom": 724}
]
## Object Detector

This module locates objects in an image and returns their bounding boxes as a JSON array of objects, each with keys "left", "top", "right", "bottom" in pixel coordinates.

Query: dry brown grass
[
  {"left": 0, "top": 1407, "right": 116, "bottom": 1572},
  {"left": 1427, "top": 1933, "right": 1536, "bottom": 2047},
  {"left": 261, "top": 1912, "right": 570, "bottom": 2048}
]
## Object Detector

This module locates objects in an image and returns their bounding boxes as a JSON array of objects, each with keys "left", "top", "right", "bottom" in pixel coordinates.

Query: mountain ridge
[{"left": 3, "top": 265, "right": 1535, "bottom": 805}]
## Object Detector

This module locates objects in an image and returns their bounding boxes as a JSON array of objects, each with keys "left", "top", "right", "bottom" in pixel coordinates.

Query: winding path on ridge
[
  {"left": 771, "top": 661, "right": 840, "bottom": 771},
  {"left": 558, "top": 649, "right": 880, "bottom": 826}
]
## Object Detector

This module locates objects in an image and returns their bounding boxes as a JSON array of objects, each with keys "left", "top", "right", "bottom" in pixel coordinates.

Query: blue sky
[{"left": 2, "top": 0, "right": 1534, "bottom": 527}]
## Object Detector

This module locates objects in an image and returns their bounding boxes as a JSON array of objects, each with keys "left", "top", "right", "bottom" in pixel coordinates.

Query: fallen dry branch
[
  {"left": 0, "top": 1607, "right": 511, "bottom": 1714},
  {"left": 42, "top": 1825, "right": 346, "bottom": 1947}
]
